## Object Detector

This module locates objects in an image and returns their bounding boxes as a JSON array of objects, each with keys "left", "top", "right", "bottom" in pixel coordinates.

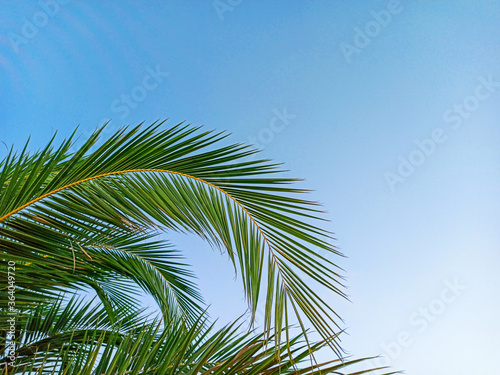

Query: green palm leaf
[
  {"left": 6, "top": 309, "right": 395, "bottom": 375},
  {"left": 1, "top": 122, "right": 345, "bottom": 353},
  {"left": 0, "top": 122, "right": 397, "bottom": 375}
]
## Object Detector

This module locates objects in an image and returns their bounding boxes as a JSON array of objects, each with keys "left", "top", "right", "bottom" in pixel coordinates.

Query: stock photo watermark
[
  {"left": 213, "top": 0, "right": 243, "bottom": 21},
  {"left": 110, "top": 65, "right": 170, "bottom": 119},
  {"left": 385, "top": 74, "right": 500, "bottom": 192},
  {"left": 246, "top": 107, "right": 296, "bottom": 160},
  {"left": 371, "top": 278, "right": 466, "bottom": 368},
  {"left": 8, "top": 0, "right": 70, "bottom": 54},
  {"left": 70, "top": 64, "right": 169, "bottom": 153},
  {"left": 339, "top": 0, "right": 403, "bottom": 64},
  {"left": 5, "top": 260, "right": 17, "bottom": 367}
]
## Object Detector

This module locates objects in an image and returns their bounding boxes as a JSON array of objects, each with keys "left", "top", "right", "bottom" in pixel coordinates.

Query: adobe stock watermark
[
  {"left": 339, "top": 0, "right": 403, "bottom": 64},
  {"left": 111, "top": 65, "right": 169, "bottom": 120},
  {"left": 371, "top": 278, "right": 466, "bottom": 369},
  {"left": 8, "top": 0, "right": 70, "bottom": 54},
  {"left": 69, "top": 64, "right": 169, "bottom": 153},
  {"left": 213, "top": 0, "right": 243, "bottom": 21},
  {"left": 247, "top": 107, "right": 296, "bottom": 160},
  {"left": 385, "top": 74, "right": 499, "bottom": 192},
  {"left": 6, "top": 260, "right": 17, "bottom": 367}
]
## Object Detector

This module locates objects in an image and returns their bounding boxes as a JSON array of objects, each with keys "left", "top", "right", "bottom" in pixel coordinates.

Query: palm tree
[{"left": 0, "top": 122, "right": 394, "bottom": 374}]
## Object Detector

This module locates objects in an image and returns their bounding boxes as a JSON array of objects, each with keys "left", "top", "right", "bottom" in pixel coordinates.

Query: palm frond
[
  {"left": 1, "top": 122, "right": 345, "bottom": 354},
  {"left": 6, "top": 311, "right": 395, "bottom": 375}
]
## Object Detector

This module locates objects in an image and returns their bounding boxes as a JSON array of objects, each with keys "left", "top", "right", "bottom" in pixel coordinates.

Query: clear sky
[{"left": 1, "top": 1, "right": 500, "bottom": 374}]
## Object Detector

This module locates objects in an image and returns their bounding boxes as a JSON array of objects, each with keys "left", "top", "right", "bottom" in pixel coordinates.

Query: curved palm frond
[{"left": 1, "top": 122, "right": 345, "bottom": 354}]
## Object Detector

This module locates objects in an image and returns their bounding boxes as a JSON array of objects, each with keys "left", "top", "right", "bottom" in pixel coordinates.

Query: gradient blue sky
[{"left": 1, "top": 1, "right": 500, "bottom": 374}]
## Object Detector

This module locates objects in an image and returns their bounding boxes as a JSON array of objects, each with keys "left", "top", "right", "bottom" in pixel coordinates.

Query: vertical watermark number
[{"left": 6, "top": 260, "right": 17, "bottom": 367}]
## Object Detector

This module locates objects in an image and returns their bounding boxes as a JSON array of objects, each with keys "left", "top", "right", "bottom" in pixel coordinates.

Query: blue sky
[{"left": 1, "top": 1, "right": 500, "bottom": 373}]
